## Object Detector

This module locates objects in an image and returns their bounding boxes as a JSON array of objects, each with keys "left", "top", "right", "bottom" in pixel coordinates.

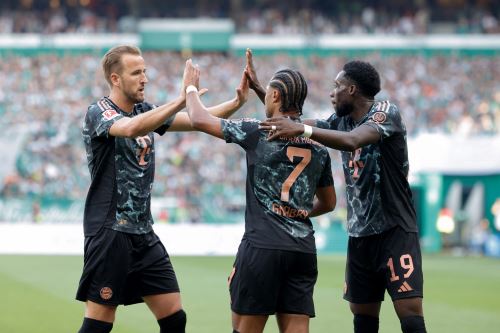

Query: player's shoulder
[
  {"left": 226, "top": 117, "right": 261, "bottom": 130},
  {"left": 86, "top": 97, "right": 120, "bottom": 122},
  {"left": 369, "top": 100, "right": 400, "bottom": 121}
]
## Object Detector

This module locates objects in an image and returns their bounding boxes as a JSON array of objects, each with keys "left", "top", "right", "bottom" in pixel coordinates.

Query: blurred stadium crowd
[
  {"left": 0, "top": 51, "right": 498, "bottom": 223},
  {"left": 0, "top": 0, "right": 498, "bottom": 223},
  {"left": 0, "top": 0, "right": 498, "bottom": 34}
]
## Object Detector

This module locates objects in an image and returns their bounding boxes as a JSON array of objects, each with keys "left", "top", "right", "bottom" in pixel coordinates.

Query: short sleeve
[
  {"left": 85, "top": 103, "right": 124, "bottom": 139},
  {"left": 316, "top": 113, "right": 340, "bottom": 130},
  {"left": 318, "top": 153, "right": 334, "bottom": 188},
  {"left": 221, "top": 118, "right": 261, "bottom": 150},
  {"left": 364, "top": 101, "right": 404, "bottom": 140}
]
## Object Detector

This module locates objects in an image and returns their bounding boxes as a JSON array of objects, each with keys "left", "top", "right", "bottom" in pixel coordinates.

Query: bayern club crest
[
  {"left": 372, "top": 111, "right": 387, "bottom": 124},
  {"left": 100, "top": 287, "right": 113, "bottom": 300}
]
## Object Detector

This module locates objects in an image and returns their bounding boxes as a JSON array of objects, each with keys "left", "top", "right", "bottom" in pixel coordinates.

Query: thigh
[
  {"left": 124, "top": 234, "right": 180, "bottom": 305},
  {"left": 76, "top": 228, "right": 131, "bottom": 306},
  {"left": 277, "top": 252, "right": 317, "bottom": 317},
  {"left": 232, "top": 312, "right": 268, "bottom": 333},
  {"left": 144, "top": 292, "right": 183, "bottom": 320},
  {"left": 229, "top": 240, "right": 282, "bottom": 315},
  {"left": 344, "top": 235, "right": 386, "bottom": 304},
  {"left": 382, "top": 228, "right": 424, "bottom": 301},
  {"left": 276, "top": 313, "right": 310, "bottom": 333}
]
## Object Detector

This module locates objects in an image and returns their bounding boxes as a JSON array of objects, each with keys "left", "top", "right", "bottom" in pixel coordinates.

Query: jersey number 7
[{"left": 281, "top": 147, "right": 311, "bottom": 202}]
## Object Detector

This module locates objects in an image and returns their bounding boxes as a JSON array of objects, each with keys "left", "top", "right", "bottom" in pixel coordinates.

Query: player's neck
[
  {"left": 276, "top": 110, "right": 300, "bottom": 120},
  {"left": 351, "top": 99, "right": 374, "bottom": 122},
  {"left": 108, "top": 91, "right": 134, "bottom": 113}
]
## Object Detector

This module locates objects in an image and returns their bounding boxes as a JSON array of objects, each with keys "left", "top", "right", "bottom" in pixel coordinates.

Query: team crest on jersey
[
  {"left": 102, "top": 109, "right": 120, "bottom": 121},
  {"left": 372, "top": 111, "right": 387, "bottom": 124},
  {"left": 100, "top": 287, "right": 113, "bottom": 300}
]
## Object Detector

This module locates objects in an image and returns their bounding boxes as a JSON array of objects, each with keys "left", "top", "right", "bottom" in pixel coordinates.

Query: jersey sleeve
[
  {"left": 221, "top": 118, "right": 261, "bottom": 150},
  {"left": 318, "top": 152, "right": 334, "bottom": 188},
  {"left": 85, "top": 102, "right": 124, "bottom": 139},
  {"left": 316, "top": 113, "right": 340, "bottom": 130},
  {"left": 364, "top": 101, "right": 404, "bottom": 141}
]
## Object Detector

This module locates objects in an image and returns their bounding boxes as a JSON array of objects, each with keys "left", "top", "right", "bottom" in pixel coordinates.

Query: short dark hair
[
  {"left": 102, "top": 45, "right": 142, "bottom": 86},
  {"left": 269, "top": 69, "right": 308, "bottom": 115},
  {"left": 343, "top": 60, "right": 381, "bottom": 98}
]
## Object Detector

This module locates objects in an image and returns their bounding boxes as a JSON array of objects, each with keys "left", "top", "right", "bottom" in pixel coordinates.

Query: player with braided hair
[{"left": 183, "top": 55, "right": 336, "bottom": 333}]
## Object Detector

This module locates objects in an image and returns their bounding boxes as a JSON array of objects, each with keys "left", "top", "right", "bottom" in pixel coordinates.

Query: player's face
[
  {"left": 330, "top": 71, "right": 354, "bottom": 117},
  {"left": 117, "top": 54, "right": 148, "bottom": 103}
]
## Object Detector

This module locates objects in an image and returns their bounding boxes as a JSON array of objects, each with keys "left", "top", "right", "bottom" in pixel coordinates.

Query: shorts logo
[
  {"left": 372, "top": 111, "right": 387, "bottom": 124},
  {"left": 102, "top": 110, "right": 120, "bottom": 121},
  {"left": 343, "top": 281, "right": 348, "bottom": 295},
  {"left": 397, "top": 281, "right": 413, "bottom": 293},
  {"left": 100, "top": 287, "right": 113, "bottom": 300}
]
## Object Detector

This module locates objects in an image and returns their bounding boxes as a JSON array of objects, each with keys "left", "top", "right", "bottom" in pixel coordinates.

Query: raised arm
[
  {"left": 167, "top": 67, "right": 249, "bottom": 132},
  {"left": 109, "top": 96, "right": 185, "bottom": 138},
  {"left": 184, "top": 59, "right": 225, "bottom": 139}
]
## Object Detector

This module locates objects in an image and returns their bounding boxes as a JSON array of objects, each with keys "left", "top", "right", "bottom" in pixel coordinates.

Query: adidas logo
[{"left": 397, "top": 281, "right": 413, "bottom": 293}]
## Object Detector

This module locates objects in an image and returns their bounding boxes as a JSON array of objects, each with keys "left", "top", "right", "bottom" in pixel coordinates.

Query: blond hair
[{"left": 101, "top": 45, "right": 142, "bottom": 86}]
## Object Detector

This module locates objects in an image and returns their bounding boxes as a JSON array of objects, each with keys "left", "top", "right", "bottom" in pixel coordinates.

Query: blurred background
[{"left": 0, "top": 0, "right": 498, "bottom": 256}]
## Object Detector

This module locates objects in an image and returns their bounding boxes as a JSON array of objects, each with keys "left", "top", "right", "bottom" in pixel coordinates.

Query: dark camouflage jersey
[
  {"left": 317, "top": 101, "right": 417, "bottom": 237},
  {"left": 222, "top": 118, "right": 334, "bottom": 254},
  {"left": 82, "top": 97, "right": 174, "bottom": 236}
]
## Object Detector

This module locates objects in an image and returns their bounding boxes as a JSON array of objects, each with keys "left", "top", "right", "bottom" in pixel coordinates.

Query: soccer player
[
  {"left": 183, "top": 59, "right": 336, "bottom": 333},
  {"left": 76, "top": 45, "right": 248, "bottom": 333},
  {"left": 253, "top": 52, "right": 427, "bottom": 333}
]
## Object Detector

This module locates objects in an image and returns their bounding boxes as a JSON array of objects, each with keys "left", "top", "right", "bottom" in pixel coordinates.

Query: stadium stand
[{"left": 0, "top": 0, "right": 498, "bottom": 254}]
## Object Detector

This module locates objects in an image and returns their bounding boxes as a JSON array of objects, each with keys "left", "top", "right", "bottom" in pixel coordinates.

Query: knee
[
  {"left": 400, "top": 315, "right": 426, "bottom": 333},
  {"left": 353, "top": 314, "right": 379, "bottom": 333},
  {"left": 158, "top": 309, "right": 187, "bottom": 333}
]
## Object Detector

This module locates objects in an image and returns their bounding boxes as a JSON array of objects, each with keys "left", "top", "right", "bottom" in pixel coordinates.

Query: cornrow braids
[{"left": 269, "top": 69, "right": 308, "bottom": 115}]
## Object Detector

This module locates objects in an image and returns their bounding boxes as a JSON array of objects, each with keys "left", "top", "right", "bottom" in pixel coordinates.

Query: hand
[
  {"left": 234, "top": 70, "right": 249, "bottom": 108},
  {"left": 244, "top": 48, "right": 264, "bottom": 93},
  {"left": 259, "top": 117, "right": 305, "bottom": 141},
  {"left": 183, "top": 59, "right": 200, "bottom": 90}
]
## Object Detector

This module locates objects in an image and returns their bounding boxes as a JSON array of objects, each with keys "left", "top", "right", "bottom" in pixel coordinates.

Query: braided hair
[{"left": 269, "top": 69, "right": 308, "bottom": 115}]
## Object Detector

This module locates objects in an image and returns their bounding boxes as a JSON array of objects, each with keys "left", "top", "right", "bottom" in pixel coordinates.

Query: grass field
[{"left": 0, "top": 254, "right": 499, "bottom": 332}]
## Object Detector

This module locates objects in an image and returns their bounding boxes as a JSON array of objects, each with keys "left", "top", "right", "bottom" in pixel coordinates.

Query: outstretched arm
[
  {"left": 109, "top": 96, "right": 185, "bottom": 138},
  {"left": 260, "top": 117, "right": 380, "bottom": 151},
  {"left": 184, "top": 59, "right": 225, "bottom": 139},
  {"left": 244, "top": 48, "right": 266, "bottom": 104}
]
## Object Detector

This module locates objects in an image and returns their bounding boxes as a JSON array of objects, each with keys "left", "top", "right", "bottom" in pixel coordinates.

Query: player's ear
[
  {"left": 272, "top": 89, "right": 280, "bottom": 103},
  {"left": 110, "top": 72, "right": 120, "bottom": 87},
  {"left": 348, "top": 83, "right": 357, "bottom": 96}
]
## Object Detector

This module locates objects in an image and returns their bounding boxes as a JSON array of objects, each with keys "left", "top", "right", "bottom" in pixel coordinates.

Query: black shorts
[
  {"left": 229, "top": 239, "right": 318, "bottom": 317},
  {"left": 76, "top": 228, "right": 179, "bottom": 306},
  {"left": 344, "top": 226, "right": 424, "bottom": 304}
]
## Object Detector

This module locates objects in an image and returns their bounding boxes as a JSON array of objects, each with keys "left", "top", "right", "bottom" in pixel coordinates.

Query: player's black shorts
[
  {"left": 229, "top": 239, "right": 317, "bottom": 317},
  {"left": 76, "top": 227, "right": 179, "bottom": 306},
  {"left": 344, "top": 226, "right": 424, "bottom": 304}
]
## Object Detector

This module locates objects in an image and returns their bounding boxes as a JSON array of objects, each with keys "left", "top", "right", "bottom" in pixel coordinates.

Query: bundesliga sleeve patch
[{"left": 102, "top": 109, "right": 120, "bottom": 121}]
